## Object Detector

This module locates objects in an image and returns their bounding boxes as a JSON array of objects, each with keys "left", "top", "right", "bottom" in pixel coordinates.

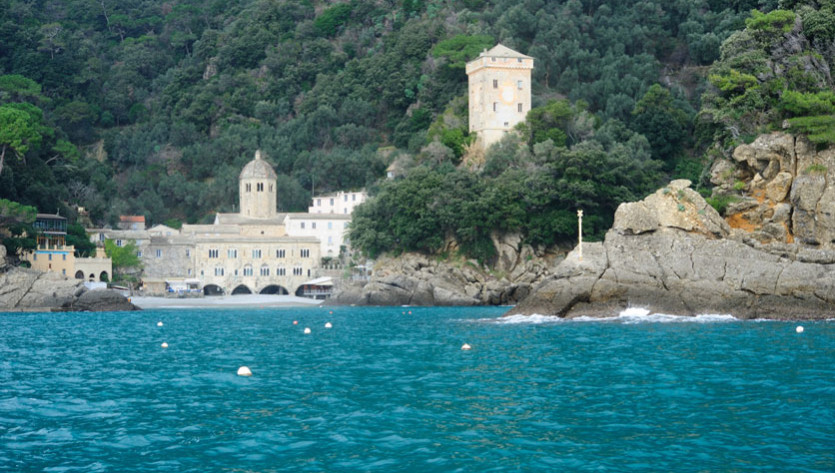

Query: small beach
[{"left": 129, "top": 294, "right": 324, "bottom": 309}]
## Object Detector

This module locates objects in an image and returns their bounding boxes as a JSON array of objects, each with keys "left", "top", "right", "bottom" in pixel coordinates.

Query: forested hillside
[{"left": 2, "top": 0, "right": 832, "bottom": 261}]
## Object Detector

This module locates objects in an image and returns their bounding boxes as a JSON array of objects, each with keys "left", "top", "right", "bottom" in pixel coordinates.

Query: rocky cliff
[
  {"left": 330, "top": 234, "right": 558, "bottom": 306},
  {"left": 0, "top": 245, "right": 138, "bottom": 312},
  {"left": 510, "top": 179, "right": 835, "bottom": 320},
  {"left": 711, "top": 132, "right": 835, "bottom": 247}
]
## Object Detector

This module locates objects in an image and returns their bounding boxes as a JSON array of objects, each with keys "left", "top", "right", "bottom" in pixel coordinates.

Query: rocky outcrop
[
  {"left": 63, "top": 289, "right": 139, "bottom": 312},
  {"left": 0, "top": 249, "right": 138, "bottom": 312},
  {"left": 712, "top": 132, "right": 835, "bottom": 246},
  {"left": 510, "top": 180, "right": 835, "bottom": 320},
  {"left": 330, "top": 234, "right": 556, "bottom": 306}
]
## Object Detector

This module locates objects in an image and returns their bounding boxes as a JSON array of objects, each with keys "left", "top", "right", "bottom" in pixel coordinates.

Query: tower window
[
  {"left": 493, "top": 79, "right": 498, "bottom": 88},
  {"left": 246, "top": 183, "right": 251, "bottom": 192},
  {"left": 257, "top": 183, "right": 264, "bottom": 192},
  {"left": 517, "top": 80, "right": 523, "bottom": 89},
  {"left": 518, "top": 103, "right": 523, "bottom": 112},
  {"left": 312, "top": 222, "right": 316, "bottom": 229},
  {"left": 517, "top": 58, "right": 522, "bottom": 63},
  {"left": 493, "top": 102, "right": 497, "bottom": 111}
]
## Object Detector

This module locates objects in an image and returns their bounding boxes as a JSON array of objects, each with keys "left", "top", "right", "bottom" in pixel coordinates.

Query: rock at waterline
[
  {"left": 510, "top": 180, "right": 835, "bottom": 320},
  {"left": 63, "top": 289, "right": 140, "bottom": 312}
]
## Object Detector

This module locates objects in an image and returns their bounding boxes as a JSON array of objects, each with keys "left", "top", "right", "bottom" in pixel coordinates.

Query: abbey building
[{"left": 89, "top": 151, "right": 362, "bottom": 297}]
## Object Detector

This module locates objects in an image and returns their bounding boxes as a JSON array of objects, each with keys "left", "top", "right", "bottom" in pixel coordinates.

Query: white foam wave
[
  {"left": 495, "top": 313, "right": 564, "bottom": 324},
  {"left": 613, "top": 308, "right": 737, "bottom": 324},
  {"left": 495, "top": 307, "right": 738, "bottom": 324}
]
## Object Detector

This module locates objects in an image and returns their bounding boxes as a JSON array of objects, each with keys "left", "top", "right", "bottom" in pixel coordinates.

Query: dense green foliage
[
  {"left": 699, "top": 2, "right": 835, "bottom": 148},
  {"left": 351, "top": 103, "right": 662, "bottom": 262},
  {"left": 0, "top": 0, "right": 767, "bottom": 227},
  {"left": 0, "top": 198, "right": 37, "bottom": 260},
  {"left": 5, "top": 0, "right": 831, "bottom": 262}
]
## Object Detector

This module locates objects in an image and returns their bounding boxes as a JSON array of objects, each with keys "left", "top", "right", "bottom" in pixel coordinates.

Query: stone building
[
  {"left": 90, "top": 151, "right": 329, "bottom": 296},
  {"left": 466, "top": 44, "right": 534, "bottom": 150}
]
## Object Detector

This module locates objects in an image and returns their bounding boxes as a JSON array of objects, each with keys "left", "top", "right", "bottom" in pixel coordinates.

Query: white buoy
[
  {"left": 796, "top": 325, "right": 804, "bottom": 333},
  {"left": 237, "top": 366, "right": 252, "bottom": 377},
  {"left": 157, "top": 321, "right": 163, "bottom": 327},
  {"left": 324, "top": 322, "right": 333, "bottom": 329},
  {"left": 304, "top": 327, "right": 311, "bottom": 334},
  {"left": 461, "top": 343, "right": 472, "bottom": 351},
  {"left": 161, "top": 342, "right": 169, "bottom": 348}
]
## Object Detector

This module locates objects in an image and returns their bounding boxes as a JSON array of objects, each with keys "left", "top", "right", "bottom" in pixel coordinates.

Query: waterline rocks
[
  {"left": 0, "top": 250, "right": 138, "bottom": 312},
  {"left": 330, "top": 243, "right": 555, "bottom": 306},
  {"left": 62, "top": 289, "right": 140, "bottom": 312},
  {"left": 510, "top": 180, "right": 835, "bottom": 320}
]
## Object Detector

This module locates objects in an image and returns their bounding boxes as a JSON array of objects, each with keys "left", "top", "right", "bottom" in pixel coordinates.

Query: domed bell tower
[{"left": 239, "top": 150, "right": 278, "bottom": 219}]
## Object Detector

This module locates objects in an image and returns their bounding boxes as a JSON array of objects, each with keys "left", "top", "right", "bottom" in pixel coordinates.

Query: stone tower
[
  {"left": 239, "top": 150, "right": 278, "bottom": 219},
  {"left": 466, "top": 44, "right": 534, "bottom": 150}
]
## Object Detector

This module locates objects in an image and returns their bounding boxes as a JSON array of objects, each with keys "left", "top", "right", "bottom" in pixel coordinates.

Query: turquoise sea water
[{"left": 1, "top": 306, "right": 833, "bottom": 472}]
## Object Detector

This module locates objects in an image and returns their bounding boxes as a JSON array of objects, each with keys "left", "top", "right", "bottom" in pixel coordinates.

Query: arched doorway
[
  {"left": 260, "top": 285, "right": 289, "bottom": 295},
  {"left": 75, "top": 270, "right": 84, "bottom": 279},
  {"left": 100, "top": 271, "right": 109, "bottom": 282},
  {"left": 203, "top": 284, "right": 224, "bottom": 296},
  {"left": 231, "top": 284, "right": 252, "bottom": 295},
  {"left": 88, "top": 273, "right": 95, "bottom": 281}
]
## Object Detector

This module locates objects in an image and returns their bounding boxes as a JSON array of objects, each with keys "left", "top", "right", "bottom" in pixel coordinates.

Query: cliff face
[
  {"left": 510, "top": 179, "right": 835, "bottom": 320},
  {"left": 711, "top": 132, "right": 835, "bottom": 247}
]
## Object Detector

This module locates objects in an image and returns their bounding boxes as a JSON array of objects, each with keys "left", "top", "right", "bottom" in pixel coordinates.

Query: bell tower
[{"left": 239, "top": 150, "right": 278, "bottom": 219}]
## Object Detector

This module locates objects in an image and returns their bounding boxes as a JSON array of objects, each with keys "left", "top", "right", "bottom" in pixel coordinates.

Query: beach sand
[{"left": 130, "top": 294, "right": 325, "bottom": 309}]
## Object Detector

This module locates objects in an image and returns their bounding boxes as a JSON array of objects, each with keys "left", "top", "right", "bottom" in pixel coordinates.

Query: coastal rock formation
[
  {"left": 713, "top": 132, "right": 835, "bottom": 246},
  {"left": 510, "top": 179, "right": 835, "bottom": 320},
  {"left": 330, "top": 234, "right": 555, "bottom": 306},
  {"left": 0, "top": 247, "right": 138, "bottom": 312},
  {"left": 63, "top": 289, "right": 139, "bottom": 312}
]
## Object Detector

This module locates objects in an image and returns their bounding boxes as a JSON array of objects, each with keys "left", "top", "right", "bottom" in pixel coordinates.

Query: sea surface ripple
[{"left": 1, "top": 306, "right": 833, "bottom": 472}]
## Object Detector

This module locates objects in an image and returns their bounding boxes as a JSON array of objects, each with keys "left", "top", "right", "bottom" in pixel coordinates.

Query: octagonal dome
[{"left": 240, "top": 150, "right": 277, "bottom": 180}]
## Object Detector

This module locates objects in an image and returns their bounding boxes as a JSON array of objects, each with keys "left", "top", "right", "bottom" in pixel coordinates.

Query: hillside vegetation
[{"left": 2, "top": 0, "right": 833, "bottom": 262}]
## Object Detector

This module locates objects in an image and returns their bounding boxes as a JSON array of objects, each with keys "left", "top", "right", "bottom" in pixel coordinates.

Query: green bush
[
  {"left": 745, "top": 9, "right": 796, "bottom": 35},
  {"left": 788, "top": 115, "right": 835, "bottom": 145},
  {"left": 705, "top": 194, "right": 739, "bottom": 216}
]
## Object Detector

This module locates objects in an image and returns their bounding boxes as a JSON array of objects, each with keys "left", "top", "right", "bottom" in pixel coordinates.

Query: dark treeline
[{"left": 2, "top": 0, "right": 833, "bottom": 261}]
